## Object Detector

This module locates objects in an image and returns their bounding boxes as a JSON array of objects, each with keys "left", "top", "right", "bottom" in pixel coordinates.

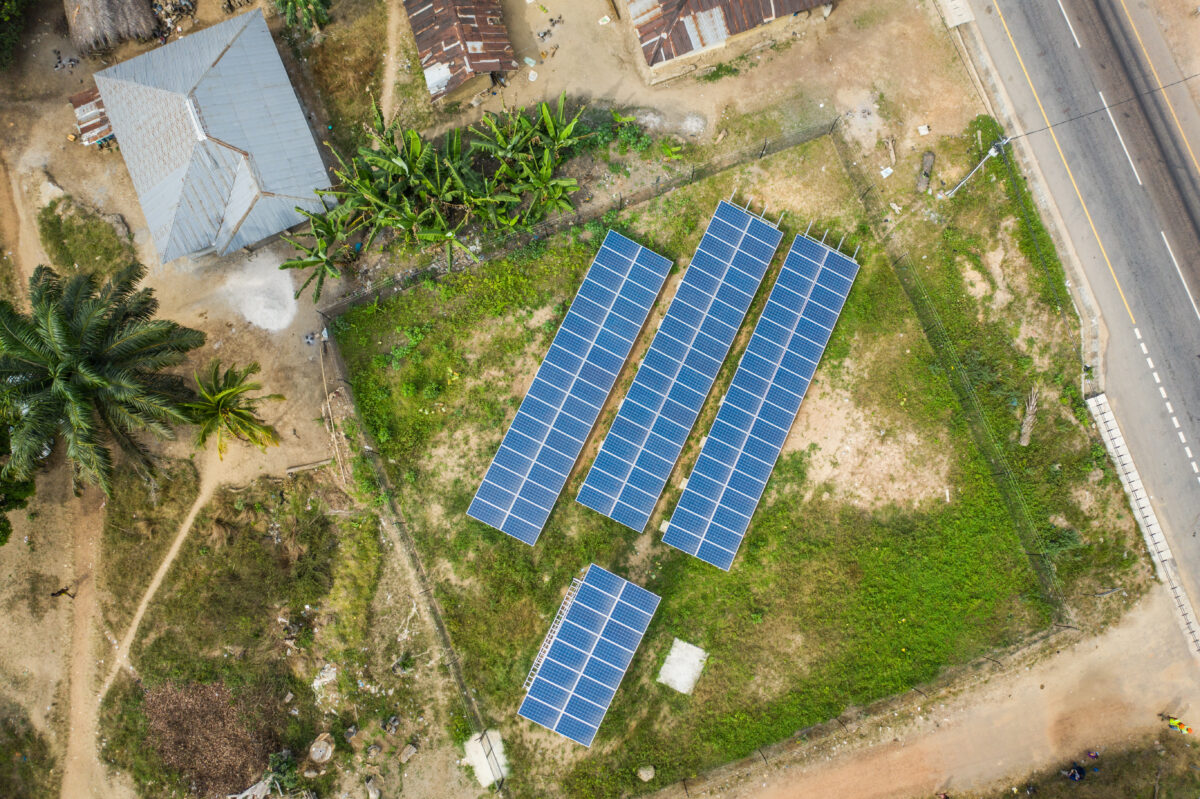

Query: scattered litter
[
  {"left": 889, "top": 202, "right": 902, "bottom": 214},
  {"left": 918, "top": 124, "right": 931, "bottom": 136},
  {"left": 880, "top": 166, "right": 894, "bottom": 179},
  {"left": 523, "top": 56, "right": 537, "bottom": 67},
  {"left": 598, "top": 15, "right": 611, "bottom": 24},
  {"left": 528, "top": 70, "right": 538, "bottom": 81}
]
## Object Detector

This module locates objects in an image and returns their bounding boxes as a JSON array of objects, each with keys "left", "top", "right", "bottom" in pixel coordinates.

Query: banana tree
[
  {"left": 280, "top": 208, "right": 351, "bottom": 302},
  {"left": 513, "top": 148, "right": 579, "bottom": 226},
  {"left": 535, "top": 93, "right": 586, "bottom": 158}
]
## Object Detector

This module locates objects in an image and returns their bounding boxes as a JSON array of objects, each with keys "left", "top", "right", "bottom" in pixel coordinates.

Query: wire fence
[
  {"left": 827, "top": 121, "right": 1068, "bottom": 610},
  {"left": 317, "top": 116, "right": 839, "bottom": 319}
]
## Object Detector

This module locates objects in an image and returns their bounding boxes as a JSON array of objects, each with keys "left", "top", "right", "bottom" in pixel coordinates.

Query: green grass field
[{"left": 333, "top": 125, "right": 1146, "bottom": 797}]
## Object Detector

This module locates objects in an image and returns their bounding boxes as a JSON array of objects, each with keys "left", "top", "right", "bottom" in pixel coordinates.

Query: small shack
[
  {"left": 627, "top": 0, "right": 829, "bottom": 68},
  {"left": 64, "top": 0, "right": 156, "bottom": 52},
  {"left": 93, "top": 9, "right": 329, "bottom": 262},
  {"left": 404, "top": 0, "right": 516, "bottom": 102},
  {"left": 69, "top": 87, "right": 113, "bottom": 146}
]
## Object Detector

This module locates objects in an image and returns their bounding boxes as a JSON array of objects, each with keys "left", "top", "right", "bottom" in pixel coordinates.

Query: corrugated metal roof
[
  {"left": 631, "top": 0, "right": 827, "bottom": 66},
  {"left": 70, "top": 87, "right": 113, "bottom": 145},
  {"left": 404, "top": 0, "right": 516, "bottom": 100},
  {"left": 94, "top": 10, "right": 329, "bottom": 262}
]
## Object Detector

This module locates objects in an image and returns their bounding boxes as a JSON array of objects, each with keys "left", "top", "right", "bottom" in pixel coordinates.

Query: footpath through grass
[
  {"left": 332, "top": 127, "right": 1146, "bottom": 796},
  {"left": 98, "top": 471, "right": 405, "bottom": 798}
]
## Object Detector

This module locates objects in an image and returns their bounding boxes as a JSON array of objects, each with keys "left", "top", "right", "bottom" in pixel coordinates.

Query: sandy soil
[
  {"left": 1150, "top": 0, "right": 1200, "bottom": 113},
  {"left": 665, "top": 583, "right": 1200, "bottom": 799},
  {"left": 786, "top": 380, "right": 951, "bottom": 510}
]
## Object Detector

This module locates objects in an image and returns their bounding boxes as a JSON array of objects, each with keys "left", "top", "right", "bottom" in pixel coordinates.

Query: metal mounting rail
[
  {"left": 1087, "top": 394, "right": 1200, "bottom": 658},
  {"left": 523, "top": 578, "right": 583, "bottom": 691}
]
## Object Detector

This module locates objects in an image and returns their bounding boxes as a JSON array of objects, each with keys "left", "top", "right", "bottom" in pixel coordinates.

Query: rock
[
  {"left": 399, "top": 743, "right": 417, "bottom": 764},
  {"left": 367, "top": 744, "right": 382, "bottom": 759},
  {"left": 302, "top": 766, "right": 320, "bottom": 779},
  {"left": 383, "top": 715, "right": 400, "bottom": 735},
  {"left": 637, "top": 765, "right": 655, "bottom": 782},
  {"left": 365, "top": 776, "right": 381, "bottom": 799},
  {"left": 344, "top": 724, "right": 358, "bottom": 742},
  {"left": 308, "top": 732, "right": 335, "bottom": 765}
]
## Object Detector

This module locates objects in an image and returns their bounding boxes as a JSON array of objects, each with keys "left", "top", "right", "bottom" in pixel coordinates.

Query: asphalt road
[{"left": 963, "top": 1, "right": 1200, "bottom": 611}]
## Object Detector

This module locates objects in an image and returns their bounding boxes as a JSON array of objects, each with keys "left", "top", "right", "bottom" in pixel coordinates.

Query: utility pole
[{"left": 941, "top": 137, "right": 1010, "bottom": 199}]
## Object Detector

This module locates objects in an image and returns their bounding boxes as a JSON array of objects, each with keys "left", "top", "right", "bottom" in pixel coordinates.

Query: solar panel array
[
  {"left": 518, "top": 564, "right": 660, "bottom": 746},
  {"left": 663, "top": 235, "right": 859, "bottom": 569},
  {"left": 577, "top": 202, "right": 783, "bottom": 532},
  {"left": 468, "top": 232, "right": 673, "bottom": 545}
]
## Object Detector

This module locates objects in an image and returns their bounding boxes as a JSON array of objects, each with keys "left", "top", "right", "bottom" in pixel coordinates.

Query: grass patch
[
  {"left": 36, "top": 197, "right": 135, "bottom": 277},
  {"left": 0, "top": 698, "right": 57, "bottom": 798},
  {"left": 99, "top": 470, "right": 386, "bottom": 798},
  {"left": 300, "top": 0, "right": 393, "bottom": 156},
  {"left": 0, "top": 233, "right": 20, "bottom": 302},
  {"left": 333, "top": 121, "right": 1145, "bottom": 796},
  {"left": 98, "top": 460, "right": 200, "bottom": 634}
]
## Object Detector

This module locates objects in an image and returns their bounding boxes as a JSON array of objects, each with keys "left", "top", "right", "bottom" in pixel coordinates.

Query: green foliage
[
  {"left": 0, "top": 426, "right": 35, "bottom": 547},
  {"left": 265, "top": 751, "right": 303, "bottom": 791},
  {"left": 98, "top": 460, "right": 199, "bottom": 631},
  {"left": 36, "top": 198, "right": 136, "bottom": 277},
  {"left": 185, "top": 361, "right": 284, "bottom": 458},
  {"left": 284, "top": 94, "right": 587, "bottom": 299},
  {"left": 281, "top": 207, "right": 357, "bottom": 302},
  {"left": 99, "top": 475, "right": 376, "bottom": 797},
  {"left": 0, "top": 0, "right": 32, "bottom": 70},
  {"left": 0, "top": 264, "right": 204, "bottom": 493},
  {"left": 274, "top": 0, "right": 329, "bottom": 31},
  {"left": 0, "top": 700, "right": 57, "bottom": 798},
  {"left": 447, "top": 711, "right": 473, "bottom": 746},
  {"left": 697, "top": 62, "right": 740, "bottom": 82}
]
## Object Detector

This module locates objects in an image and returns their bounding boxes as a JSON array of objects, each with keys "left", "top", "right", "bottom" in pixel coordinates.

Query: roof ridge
[{"left": 646, "top": 0, "right": 693, "bottom": 66}]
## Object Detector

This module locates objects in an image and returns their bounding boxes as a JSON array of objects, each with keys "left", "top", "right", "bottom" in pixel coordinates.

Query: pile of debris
[{"left": 150, "top": 0, "right": 195, "bottom": 41}]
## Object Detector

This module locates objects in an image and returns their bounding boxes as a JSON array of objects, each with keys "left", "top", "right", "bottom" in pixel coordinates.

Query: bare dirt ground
[{"left": 1151, "top": 0, "right": 1200, "bottom": 112}]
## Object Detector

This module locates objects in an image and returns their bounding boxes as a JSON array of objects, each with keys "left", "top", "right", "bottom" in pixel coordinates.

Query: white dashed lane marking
[{"left": 1133, "top": 325, "right": 1194, "bottom": 486}]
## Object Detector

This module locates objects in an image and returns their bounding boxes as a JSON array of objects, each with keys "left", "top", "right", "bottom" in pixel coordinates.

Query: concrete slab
[{"left": 657, "top": 638, "right": 708, "bottom": 694}]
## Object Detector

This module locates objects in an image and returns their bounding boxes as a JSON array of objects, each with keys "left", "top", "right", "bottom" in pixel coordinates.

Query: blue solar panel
[
  {"left": 663, "top": 234, "right": 859, "bottom": 570},
  {"left": 518, "top": 564, "right": 660, "bottom": 746},
  {"left": 468, "top": 232, "right": 673, "bottom": 545},
  {"left": 577, "top": 202, "right": 783, "bottom": 532}
]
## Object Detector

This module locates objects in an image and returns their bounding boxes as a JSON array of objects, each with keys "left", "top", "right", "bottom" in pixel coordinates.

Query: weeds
[{"left": 36, "top": 197, "right": 135, "bottom": 276}]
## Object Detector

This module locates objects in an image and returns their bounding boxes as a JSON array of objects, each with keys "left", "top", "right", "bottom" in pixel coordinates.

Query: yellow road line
[
  {"left": 1115, "top": 0, "right": 1200, "bottom": 178},
  {"left": 993, "top": 1, "right": 1137, "bottom": 324}
]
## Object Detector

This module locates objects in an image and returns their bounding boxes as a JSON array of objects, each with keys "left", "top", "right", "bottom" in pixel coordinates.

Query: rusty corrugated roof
[
  {"left": 404, "top": 0, "right": 517, "bottom": 100},
  {"left": 629, "top": 0, "right": 827, "bottom": 66},
  {"left": 70, "top": 86, "right": 113, "bottom": 145}
]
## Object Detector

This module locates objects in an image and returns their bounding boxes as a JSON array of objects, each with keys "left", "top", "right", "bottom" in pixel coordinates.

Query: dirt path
[
  {"left": 694, "top": 585, "right": 1200, "bottom": 799},
  {"left": 58, "top": 447, "right": 220, "bottom": 799},
  {"left": 97, "top": 446, "right": 221, "bottom": 702},
  {"left": 379, "top": 0, "right": 403, "bottom": 123},
  {"left": 59, "top": 485, "right": 132, "bottom": 799}
]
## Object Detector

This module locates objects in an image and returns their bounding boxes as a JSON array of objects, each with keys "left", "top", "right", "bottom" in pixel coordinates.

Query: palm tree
[
  {"left": 0, "top": 264, "right": 204, "bottom": 493},
  {"left": 186, "top": 361, "right": 284, "bottom": 458}
]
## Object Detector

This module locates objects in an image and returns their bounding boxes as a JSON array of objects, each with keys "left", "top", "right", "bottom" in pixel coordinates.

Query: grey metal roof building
[{"left": 95, "top": 10, "right": 329, "bottom": 263}]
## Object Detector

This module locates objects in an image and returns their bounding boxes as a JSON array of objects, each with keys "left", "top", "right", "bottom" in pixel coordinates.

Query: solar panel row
[
  {"left": 663, "top": 234, "right": 859, "bottom": 569},
  {"left": 468, "top": 232, "right": 673, "bottom": 545},
  {"left": 576, "top": 202, "right": 784, "bottom": 532},
  {"left": 518, "top": 564, "right": 660, "bottom": 746}
]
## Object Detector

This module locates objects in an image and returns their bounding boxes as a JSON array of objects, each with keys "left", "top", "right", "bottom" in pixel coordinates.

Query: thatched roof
[{"left": 65, "top": 0, "right": 156, "bottom": 52}]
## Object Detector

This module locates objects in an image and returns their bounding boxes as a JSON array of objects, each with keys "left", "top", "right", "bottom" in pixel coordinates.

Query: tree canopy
[{"left": 0, "top": 264, "right": 205, "bottom": 492}]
